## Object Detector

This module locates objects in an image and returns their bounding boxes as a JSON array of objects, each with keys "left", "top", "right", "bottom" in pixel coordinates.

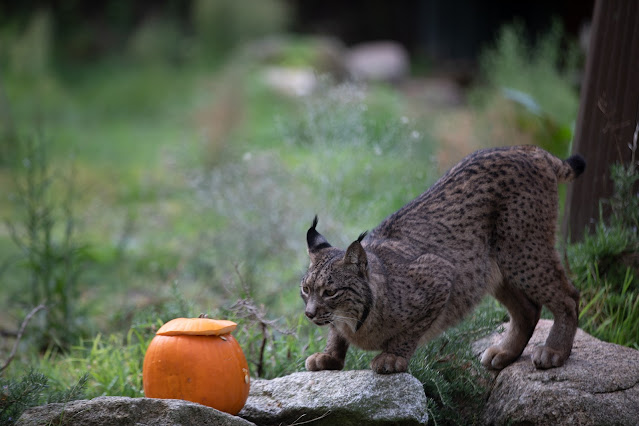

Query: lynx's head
[{"left": 301, "top": 216, "right": 373, "bottom": 333}]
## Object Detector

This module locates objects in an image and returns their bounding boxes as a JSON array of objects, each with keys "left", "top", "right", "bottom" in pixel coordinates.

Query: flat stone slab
[
  {"left": 239, "top": 370, "right": 428, "bottom": 425},
  {"left": 17, "top": 396, "right": 254, "bottom": 426}
]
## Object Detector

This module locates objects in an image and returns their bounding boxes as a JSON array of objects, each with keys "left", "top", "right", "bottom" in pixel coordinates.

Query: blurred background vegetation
[{"left": 1, "top": 1, "right": 637, "bottom": 424}]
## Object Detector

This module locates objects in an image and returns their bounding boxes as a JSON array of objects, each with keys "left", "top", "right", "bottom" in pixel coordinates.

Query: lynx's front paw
[
  {"left": 532, "top": 346, "right": 567, "bottom": 369},
  {"left": 305, "top": 353, "right": 345, "bottom": 371},
  {"left": 480, "top": 346, "right": 520, "bottom": 370},
  {"left": 371, "top": 353, "right": 408, "bottom": 374}
]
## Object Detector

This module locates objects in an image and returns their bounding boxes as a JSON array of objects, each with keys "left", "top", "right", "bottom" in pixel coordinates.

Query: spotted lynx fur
[{"left": 301, "top": 145, "right": 585, "bottom": 374}]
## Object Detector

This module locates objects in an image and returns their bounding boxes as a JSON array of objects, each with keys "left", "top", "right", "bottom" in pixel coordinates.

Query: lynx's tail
[{"left": 555, "top": 154, "right": 586, "bottom": 182}]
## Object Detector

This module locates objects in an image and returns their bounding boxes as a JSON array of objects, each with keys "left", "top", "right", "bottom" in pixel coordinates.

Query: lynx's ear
[
  {"left": 344, "top": 231, "right": 368, "bottom": 277},
  {"left": 307, "top": 216, "right": 331, "bottom": 261}
]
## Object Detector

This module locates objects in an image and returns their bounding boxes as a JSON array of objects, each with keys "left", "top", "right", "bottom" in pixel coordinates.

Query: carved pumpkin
[{"left": 142, "top": 317, "right": 250, "bottom": 415}]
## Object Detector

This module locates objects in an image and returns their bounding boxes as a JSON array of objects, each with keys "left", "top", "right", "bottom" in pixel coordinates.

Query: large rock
[
  {"left": 345, "top": 41, "right": 410, "bottom": 83},
  {"left": 17, "top": 396, "right": 254, "bottom": 426},
  {"left": 474, "top": 319, "right": 639, "bottom": 425},
  {"left": 239, "top": 370, "right": 428, "bottom": 425},
  {"left": 262, "top": 66, "right": 317, "bottom": 97}
]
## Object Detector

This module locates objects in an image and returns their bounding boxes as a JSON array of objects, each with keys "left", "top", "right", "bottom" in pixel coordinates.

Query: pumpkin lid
[{"left": 156, "top": 317, "right": 237, "bottom": 336}]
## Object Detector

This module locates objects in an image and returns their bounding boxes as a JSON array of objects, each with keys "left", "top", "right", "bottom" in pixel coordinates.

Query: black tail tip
[{"left": 566, "top": 154, "right": 586, "bottom": 178}]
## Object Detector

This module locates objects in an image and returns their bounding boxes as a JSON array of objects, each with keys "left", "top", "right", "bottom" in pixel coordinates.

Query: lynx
[{"left": 301, "top": 145, "right": 585, "bottom": 374}]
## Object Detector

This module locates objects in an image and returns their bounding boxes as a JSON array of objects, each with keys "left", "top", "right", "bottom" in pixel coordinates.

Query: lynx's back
[{"left": 367, "top": 145, "right": 583, "bottom": 261}]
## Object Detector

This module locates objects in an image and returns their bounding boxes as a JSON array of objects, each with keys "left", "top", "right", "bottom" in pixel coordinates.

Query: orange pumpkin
[{"left": 142, "top": 317, "right": 250, "bottom": 415}]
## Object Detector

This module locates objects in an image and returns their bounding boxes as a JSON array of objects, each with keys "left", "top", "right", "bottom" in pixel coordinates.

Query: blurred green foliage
[
  {"left": 6, "top": 136, "right": 90, "bottom": 350},
  {"left": 0, "top": 4, "right": 436, "bottom": 384},
  {"left": 471, "top": 20, "right": 581, "bottom": 157},
  {"left": 0, "top": 1, "right": 290, "bottom": 65},
  {"left": 192, "top": 0, "right": 289, "bottom": 60}
]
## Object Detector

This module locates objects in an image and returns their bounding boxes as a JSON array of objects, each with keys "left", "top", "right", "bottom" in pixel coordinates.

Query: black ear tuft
[
  {"left": 566, "top": 154, "right": 586, "bottom": 178},
  {"left": 307, "top": 215, "right": 331, "bottom": 252},
  {"left": 357, "top": 230, "right": 368, "bottom": 243}
]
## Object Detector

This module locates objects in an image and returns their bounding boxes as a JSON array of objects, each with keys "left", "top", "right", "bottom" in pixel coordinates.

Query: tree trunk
[{"left": 563, "top": 0, "right": 639, "bottom": 241}]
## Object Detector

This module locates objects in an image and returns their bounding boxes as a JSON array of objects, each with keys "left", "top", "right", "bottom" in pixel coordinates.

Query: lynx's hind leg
[
  {"left": 482, "top": 283, "right": 541, "bottom": 370},
  {"left": 497, "top": 249, "right": 579, "bottom": 369},
  {"left": 529, "top": 253, "right": 579, "bottom": 369}
]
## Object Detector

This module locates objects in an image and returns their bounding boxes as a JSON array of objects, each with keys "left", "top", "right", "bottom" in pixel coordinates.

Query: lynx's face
[
  {"left": 302, "top": 217, "right": 373, "bottom": 333},
  {"left": 301, "top": 253, "right": 371, "bottom": 333}
]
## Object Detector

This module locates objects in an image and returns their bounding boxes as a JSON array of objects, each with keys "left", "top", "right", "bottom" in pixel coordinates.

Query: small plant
[
  {"left": 0, "top": 369, "right": 87, "bottom": 425},
  {"left": 70, "top": 282, "right": 196, "bottom": 398},
  {"left": 571, "top": 124, "right": 639, "bottom": 348},
  {"left": 70, "top": 328, "right": 149, "bottom": 398},
  {"left": 579, "top": 268, "right": 639, "bottom": 349},
  {"left": 404, "top": 302, "right": 505, "bottom": 425},
  {"left": 224, "top": 267, "right": 325, "bottom": 379},
  {"left": 5, "top": 135, "right": 89, "bottom": 350},
  {"left": 0, "top": 75, "right": 17, "bottom": 166},
  {"left": 608, "top": 123, "right": 639, "bottom": 231}
]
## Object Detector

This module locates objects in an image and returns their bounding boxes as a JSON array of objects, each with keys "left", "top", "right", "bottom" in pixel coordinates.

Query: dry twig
[
  {"left": 0, "top": 304, "right": 46, "bottom": 373},
  {"left": 229, "top": 264, "right": 294, "bottom": 377}
]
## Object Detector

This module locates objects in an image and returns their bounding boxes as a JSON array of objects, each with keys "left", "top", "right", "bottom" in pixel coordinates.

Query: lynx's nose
[{"left": 305, "top": 299, "right": 317, "bottom": 319}]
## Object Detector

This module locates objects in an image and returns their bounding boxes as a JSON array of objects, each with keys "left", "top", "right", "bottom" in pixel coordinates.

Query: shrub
[
  {"left": 5, "top": 135, "right": 90, "bottom": 350},
  {"left": 187, "top": 77, "right": 435, "bottom": 316},
  {"left": 570, "top": 137, "right": 639, "bottom": 348},
  {"left": 0, "top": 9, "right": 53, "bottom": 78},
  {"left": 0, "top": 370, "right": 87, "bottom": 425},
  {"left": 579, "top": 268, "right": 639, "bottom": 349},
  {"left": 126, "top": 16, "right": 187, "bottom": 65},
  {"left": 191, "top": 0, "right": 290, "bottom": 60},
  {"left": 472, "top": 20, "right": 581, "bottom": 157}
]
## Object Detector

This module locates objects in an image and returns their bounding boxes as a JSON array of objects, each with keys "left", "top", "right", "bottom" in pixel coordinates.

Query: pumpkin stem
[{"left": 198, "top": 313, "right": 209, "bottom": 318}]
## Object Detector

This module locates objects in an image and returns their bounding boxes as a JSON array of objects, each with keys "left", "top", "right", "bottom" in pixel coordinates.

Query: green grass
[
  {"left": 578, "top": 267, "right": 639, "bottom": 349},
  {"left": 569, "top": 160, "right": 639, "bottom": 349}
]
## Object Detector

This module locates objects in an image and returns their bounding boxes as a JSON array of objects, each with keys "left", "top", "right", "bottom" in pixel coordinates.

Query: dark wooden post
[{"left": 563, "top": 0, "right": 639, "bottom": 241}]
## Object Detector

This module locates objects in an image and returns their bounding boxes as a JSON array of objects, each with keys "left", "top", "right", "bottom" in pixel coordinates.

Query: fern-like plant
[{"left": 0, "top": 370, "right": 87, "bottom": 425}]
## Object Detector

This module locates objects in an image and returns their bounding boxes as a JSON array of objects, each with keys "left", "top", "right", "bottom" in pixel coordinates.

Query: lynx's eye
[
  {"left": 323, "top": 288, "right": 338, "bottom": 298},
  {"left": 301, "top": 285, "right": 310, "bottom": 295}
]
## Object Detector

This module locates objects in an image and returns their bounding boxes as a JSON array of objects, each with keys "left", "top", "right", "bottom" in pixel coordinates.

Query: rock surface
[
  {"left": 239, "top": 370, "right": 428, "bottom": 425},
  {"left": 262, "top": 66, "right": 317, "bottom": 97},
  {"left": 17, "top": 396, "right": 254, "bottom": 426},
  {"left": 474, "top": 319, "right": 639, "bottom": 425},
  {"left": 345, "top": 41, "right": 410, "bottom": 83}
]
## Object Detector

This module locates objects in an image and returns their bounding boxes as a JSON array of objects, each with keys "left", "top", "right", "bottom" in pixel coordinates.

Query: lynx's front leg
[
  {"left": 372, "top": 254, "right": 454, "bottom": 374},
  {"left": 306, "top": 326, "right": 349, "bottom": 371},
  {"left": 371, "top": 336, "right": 418, "bottom": 374}
]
